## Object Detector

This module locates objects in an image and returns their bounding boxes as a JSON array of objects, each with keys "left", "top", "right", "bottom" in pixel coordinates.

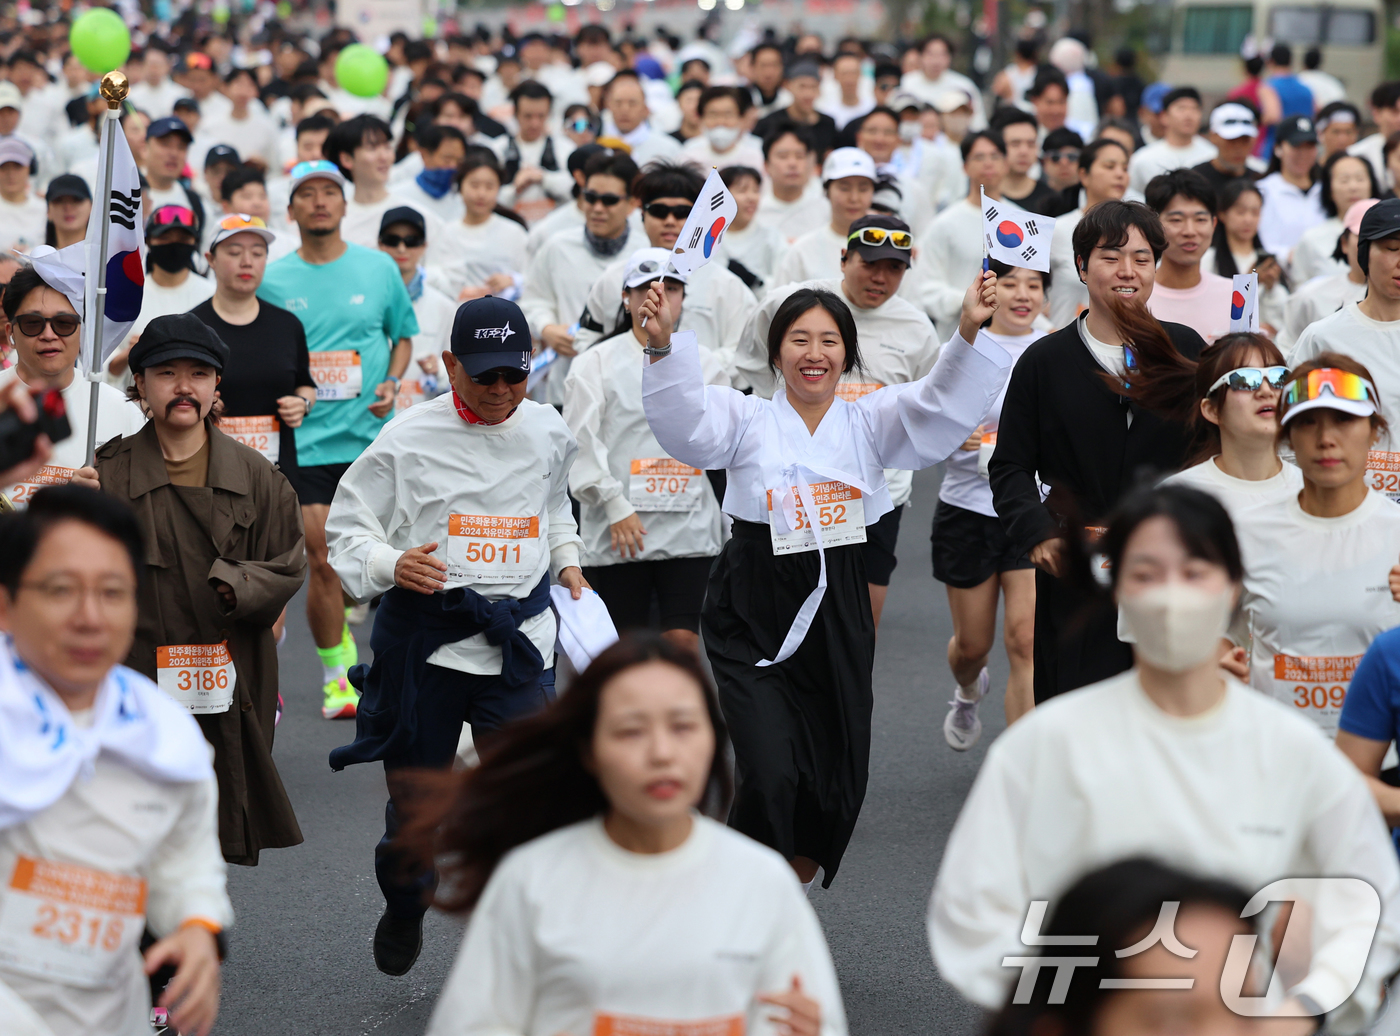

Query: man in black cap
[
  {"left": 92, "top": 313, "right": 307, "bottom": 866},
  {"left": 200, "top": 143, "right": 240, "bottom": 226},
  {"left": 753, "top": 61, "right": 838, "bottom": 158},
  {"left": 145, "top": 115, "right": 205, "bottom": 227},
  {"left": 377, "top": 205, "right": 457, "bottom": 407},
  {"left": 324, "top": 295, "right": 586, "bottom": 977},
  {"left": 44, "top": 173, "right": 91, "bottom": 250},
  {"left": 1293, "top": 197, "right": 1400, "bottom": 464}
]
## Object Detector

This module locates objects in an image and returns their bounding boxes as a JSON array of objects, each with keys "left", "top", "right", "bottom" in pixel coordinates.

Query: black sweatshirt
[{"left": 990, "top": 317, "right": 1208, "bottom": 554}]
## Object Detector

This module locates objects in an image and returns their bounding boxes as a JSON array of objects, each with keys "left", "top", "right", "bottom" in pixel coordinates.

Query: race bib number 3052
[
  {"left": 594, "top": 1012, "right": 744, "bottom": 1036},
  {"left": 1273, "top": 653, "right": 1362, "bottom": 730},
  {"left": 0, "top": 856, "right": 146, "bottom": 988},
  {"left": 767, "top": 481, "right": 866, "bottom": 555},
  {"left": 221, "top": 415, "right": 280, "bottom": 465},
  {"left": 629, "top": 458, "right": 705, "bottom": 512},
  {"left": 447, "top": 514, "right": 540, "bottom": 583},
  {"left": 157, "top": 642, "right": 236, "bottom": 714},
  {"left": 310, "top": 350, "right": 362, "bottom": 401}
]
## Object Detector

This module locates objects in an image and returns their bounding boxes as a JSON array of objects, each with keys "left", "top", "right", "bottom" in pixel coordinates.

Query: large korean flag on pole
[
  {"left": 670, "top": 167, "right": 737, "bottom": 278},
  {"left": 79, "top": 113, "right": 145, "bottom": 372},
  {"left": 981, "top": 186, "right": 1051, "bottom": 273}
]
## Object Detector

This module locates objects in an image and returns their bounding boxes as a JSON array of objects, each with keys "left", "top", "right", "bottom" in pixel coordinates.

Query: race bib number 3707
[
  {"left": 629, "top": 458, "right": 705, "bottom": 512},
  {"left": 447, "top": 514, "right": 540, "bottom": 583},
  {"left": 310, "top": 350, "right": 362, "bottom": 401},
  {"left": 767, "top": 481, "right": 866, "bottom": 555}
]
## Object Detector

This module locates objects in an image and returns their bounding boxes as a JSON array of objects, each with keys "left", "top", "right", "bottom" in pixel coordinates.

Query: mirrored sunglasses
[
  {"left": 1206, "top": 366, "right": 1290, "bottom": 395},
  {"left": 1283, "top": 367, "right": 1378, "bottom": 407},
  {"left": 848, "top": 226, "right": 913, "bottom": 249}
]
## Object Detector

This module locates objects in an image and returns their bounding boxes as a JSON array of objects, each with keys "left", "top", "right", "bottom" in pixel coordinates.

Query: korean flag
[
  {"left": 670, "top": 167, "right": 737, "bottom": 278},
  {"left": 1229, "top": 273, "right": 1259, "bottom": 333},
  {"left": 981, "top": 186, "right": 1051, "bottom": 273}
]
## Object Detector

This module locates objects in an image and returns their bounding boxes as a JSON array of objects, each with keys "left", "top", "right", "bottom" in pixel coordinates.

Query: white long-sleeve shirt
[
  {"left": 325, "top": 393, "right": 582, "bottom": 675},
  {"left": 929, "top": 669, "right": 1400, "bottom": 1034},
  {"left": 754, "top": 181, "right": 830, "bottom": 245},
  {"left": 720, "top": 220, "right": 789, "bottom": 297},
  {"left": 1046, "top": 207, "right": 1088, "bottom": 330},
  {"left": 431, "top": 213, "right": 529, "bottom": 299},
  {"left": 915, "top": 198, "right": 984, "bottom": 331},
  {"left": 574, "top": 251, "right": 759, "bottom": 370},
  {"left": 494, "top": 134, "right": 575, "bottom": 211},
  {"left": 1126, "top": 136, "right": 1218, "bottom": 195},
  {"left": 643, "top": 328, "right": 1009, "bottom": 526},
  {"left": 564, "top": 330, "right": 725, "bottom": 567},
  {"left": 426, "top": 815, "right": 848, "bottom": 1036},
  {"left": 733, "top": 277, "right": 942, "bottom": 508},
  {"left": 1290, "top": 216, "right": 1347, "bottom": 284},
  {"left": 1279, "top": 273, "right": 1365, "bottom": 354}
]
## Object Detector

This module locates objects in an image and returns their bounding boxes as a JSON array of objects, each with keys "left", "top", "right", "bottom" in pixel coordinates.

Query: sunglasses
[
  {"left": 151, "top": 205, "right": 197, "bottom": 229},
  {"left": 380, "top": 233, "right": 424, "bottom": 249},
  {"left": 1044, "top": 149, "right": 1081, "bottom": 163},
  {"left": 469, "top": 368, "right": 529, "bottom": 386},
  {"left": 570, "top": 117, "right": 593, "bottom": 133},
  {"left": 1283, "top": 367, "right": 1378, "bottom": 407},
  {"left": 848, "top": 226, "right": 913, "bottom": 249},
  {"left": 583, "top": 190, "right": 624, "bottom": 206},
  {"left": 15, "top": 313, "right": 80, "bottom": 337},
  {"left": 645, "top": 202, "right": 693, "bottom": 221},
  {"left": 219, "top": 214, "right": 268, "bottom": 230},
  {"left": 1207, "top": 366, "right": 1290, "bottom": 394}
]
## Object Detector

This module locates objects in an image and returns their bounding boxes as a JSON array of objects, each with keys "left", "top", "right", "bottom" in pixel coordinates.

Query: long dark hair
[
  {"left": 1186, "top": 332, "right": 1287, "bottom": 465},
  {"left": 1319, "top": 150, "right": 1380, "bottom": 218},
  {"left": 1209, "top": 179, "right": 1262, "bottom": 278},
  {"left": 766, "top": 288, "right": 863, "bottom": 375},
  {"left": 395, "top": 633, "right": 733, "bottom": 915},
  {"left": 987, "top": 858, "right": 1251, "bottom": 1036},
  {"left": 1100, "top": 295, "right": 1198, "bottom": 423}
]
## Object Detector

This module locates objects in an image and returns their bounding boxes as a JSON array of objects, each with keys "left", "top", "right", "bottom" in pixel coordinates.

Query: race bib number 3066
[
  {"left": 310, "top": 350, "right": 362, "bottom": 402},
  {"left": 447, "top": 514, "right": 540, "bottom": 583},
  {"left": 767, "top": 481, "right": 866, "bottom": 555},
  {"left": 0, "top": 856, "right": 147, "bottom": 988},
  {"left": 629, "top": 458, "right": 705, "bottom": 512}
]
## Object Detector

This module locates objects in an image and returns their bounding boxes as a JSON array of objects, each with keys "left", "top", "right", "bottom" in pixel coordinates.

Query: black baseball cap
[
  {"left": 449, "top": 296, "right": 531, "bottom": 377},
  {"left": 567, "top": 142, "right": 608, "bottom": 176},
  {"left": 204, "top": 144, "right": 240, "bottom": 169},
  {"left": 1276, "top": 114, "right": 1318, "bottom": 147},
  {"left": 1041, "top": 127, "right": 1085, "bottom": 154},
  {"left": 147, "top": 116, "right": 193, "bottom": 143},
  {"left": 379, "top": 205, "right": 426, "bottom": 237},
  {"left": 845, "top": 213, "right": 913, "bottom": 267},
  {"left": 1358, "top": 198, "right": 1400, "bottom": 242},
  {"left": 46, "top": 173, "right": 90, "bottom": 203},
  {"left": 129, "top": 313, "right": 230, "bottom": 373}
]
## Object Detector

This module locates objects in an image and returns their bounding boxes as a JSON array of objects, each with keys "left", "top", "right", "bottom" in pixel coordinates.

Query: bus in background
[{"left": 1158, "top": 0, "right": 1384, "bottom": 107}]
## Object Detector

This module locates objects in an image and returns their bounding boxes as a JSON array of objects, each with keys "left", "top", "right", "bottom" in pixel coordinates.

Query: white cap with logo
[
  {"left": 822, "top": 147, "right": 877, "bottom": 185},
  {"left": 1209, "top": 102, "right": 1259, "bottom": 140}
]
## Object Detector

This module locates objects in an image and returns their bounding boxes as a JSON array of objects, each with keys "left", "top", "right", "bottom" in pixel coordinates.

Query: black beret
[{"left": 128, "top": 313, "right": 230, "bottom": 373}]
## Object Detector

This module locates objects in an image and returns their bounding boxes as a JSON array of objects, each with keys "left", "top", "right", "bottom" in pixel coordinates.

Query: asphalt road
[{"left": 216, "top": 463, "right": 1006, "bottom": 1035}]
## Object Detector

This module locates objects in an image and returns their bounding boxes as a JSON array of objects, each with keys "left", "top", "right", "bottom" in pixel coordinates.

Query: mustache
[{"left": 165, "top": 395, "right": 201, "bottom": 417}]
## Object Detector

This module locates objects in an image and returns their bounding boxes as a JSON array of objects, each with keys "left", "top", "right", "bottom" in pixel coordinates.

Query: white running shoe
[
  {"left": 943, "top": 667, "right": 989, "bottom": 751},
  {"left": 346, "top": 603, "right": 370, "bottom": 626}
]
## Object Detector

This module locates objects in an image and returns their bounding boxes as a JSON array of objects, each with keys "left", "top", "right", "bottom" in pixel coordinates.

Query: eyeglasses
[
  {"left": 469, "top": 367, "right": 529, "bottom": 386},
  {"left": 1283, "top": 367, "right": 1378, "bottom": 407},
  {"left": 645, "top": 202, "right": 693, "bottom": 221},
  {"left": 1207, "top": 366, "right": 1290, "bottom": 394},
  {"left": 583, "top": 190, "right": 624, "bottom": 206},
  {"left": 15, "top": 313, "right": 80, "bottom": 337},
  {"left": 380, "top": 233, "right": 424, "bottom": 249},
  {"left": 1044, "top": 148, "right": 1081, "bottom": 163},
  {"left": 19, "top": 578, "right": 136, "bottom": 612},
  {"left": 848, "top": 226, "right": 913, "bottom": 249}
]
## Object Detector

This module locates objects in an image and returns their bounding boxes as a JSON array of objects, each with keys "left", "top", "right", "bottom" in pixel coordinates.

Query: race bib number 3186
[
  {"left": 157, "top": 643, "right": 236, "bottom": 714},
  {"left": 447, "top": 514, "right": 540, "bottom": 583}
]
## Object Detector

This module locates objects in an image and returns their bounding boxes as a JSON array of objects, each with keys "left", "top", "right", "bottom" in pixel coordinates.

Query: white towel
[{"left": 549, "top": 586, "right": 619, "bottom": 674}]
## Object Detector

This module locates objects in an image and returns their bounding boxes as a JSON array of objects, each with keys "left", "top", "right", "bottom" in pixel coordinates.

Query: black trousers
[
  {"left": 1032, "top": 567, "right": 1133, "bottom": 703},
  {"left": 702, "top": 520, "right": 874, "bottom": 887}
]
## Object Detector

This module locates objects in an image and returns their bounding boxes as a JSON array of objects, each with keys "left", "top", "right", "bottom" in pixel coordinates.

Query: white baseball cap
[
  {"left": 1209, "top": 102, "right": 1259, "bottom": 140},
  {"left": 933, "top": 88, "right": 973, "bottom": 114},
  {"left": 623, "top": 247, "right": 687, "bottom": 289},
  {"left": 822, "top": 147, "right": 877, "bottom": 185},
  {"left": 0, "top": 83, "right": 22, "bottom": 113},
  {"left": 0, "top": 136, "right": 34, "bottom": 167},
  {"left": 584, "top": 61, "right": 617, "bottom": 88},
  {"left": 210, "top": 213, "right": 277, "bottom": 250}
]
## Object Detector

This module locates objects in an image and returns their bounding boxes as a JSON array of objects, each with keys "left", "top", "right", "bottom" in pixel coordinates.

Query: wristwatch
[{"left": 386, "top": 374, "right": 401, "bottom": 394}]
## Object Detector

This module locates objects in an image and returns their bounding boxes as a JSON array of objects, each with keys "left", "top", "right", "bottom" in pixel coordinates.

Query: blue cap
[
  {"left": 147, "top": 116, "right": 192, "bottom": 142},
  {"left": 450, "top": 296, "right": 531, "bottom": 376},
  {"left": 289, "top": 159, "right": 348, "bottom": 195},
  {"left": 1141, "top": 82, "right": 1173, "bottom": 114}
]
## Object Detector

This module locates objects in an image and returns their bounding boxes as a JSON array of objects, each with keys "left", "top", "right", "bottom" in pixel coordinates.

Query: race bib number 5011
[{"left": 447, "top": 514, "right": 540, "bottom": 582}]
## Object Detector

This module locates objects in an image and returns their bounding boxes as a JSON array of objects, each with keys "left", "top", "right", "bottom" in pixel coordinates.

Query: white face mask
[
  {"left": 899, "top": 121, "right": 920, "bottom": 142},
  {"left": 1119, "top": 583, "right": 1234, "bottom": 673},
  {"left": 706, "top": 125, "right": 741, "bottom": 151}
]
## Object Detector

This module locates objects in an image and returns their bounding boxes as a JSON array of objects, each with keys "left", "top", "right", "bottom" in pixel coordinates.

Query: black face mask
[{"left": 149, "top": 241, "right": 197, "bottom": 273}]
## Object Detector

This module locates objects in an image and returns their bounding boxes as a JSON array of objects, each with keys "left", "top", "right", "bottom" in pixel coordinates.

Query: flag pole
[
  {"left": 84, "top": 69, "right": 129, "bottom": 467},
  {"left": 980, "top": 185, "right": 990, "bottom": 274}
]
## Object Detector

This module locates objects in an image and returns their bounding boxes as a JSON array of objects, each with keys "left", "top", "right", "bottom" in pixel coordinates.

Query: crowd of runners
[{"left": 6, "top": 7, "right": 1400, "bottom": 1035}]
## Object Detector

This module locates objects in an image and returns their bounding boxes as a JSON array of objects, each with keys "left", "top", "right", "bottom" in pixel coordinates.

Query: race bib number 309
[
  {"left": 767, "top": 481, "right": 866, "bottom": 555},
  {"left": 1273, "top": 653, "right": 1362, "bottom": 731},
  {"left": 310, "top": 350, "right": 362, "bottom": 401},
  {"left": 447, "top": 514, "right": 540, "bottom": 583}
]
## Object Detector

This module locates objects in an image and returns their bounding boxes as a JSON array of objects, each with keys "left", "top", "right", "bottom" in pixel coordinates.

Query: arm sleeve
[
  {"left": 642, "top": 330, "right": 756, "bottom": 471},
  {"left": 751, "top": 880, "right": 850, "bottom": 1036},
  {"left": 563, "top": 351, "right": 635, "bottom": 525},
  {"left": 858, "top": 330, "right": 1011, "bottom": 471},
  {"left": 424, "top": 868, "right": 536, "bottom": 1036},
  {"left": 913, "top": 225, "right": 967, "bottom": 331},
  {"left": 542, "top": 165, "right": 574, "bottom": 201},
  {"left": 710, "top": 272, "right": 759, "bottom": 372},
  {"left": 207, "top": 468, "right": 308, "bottom": 626},
  {"left": 928, "top": 739, "right": 1032, "bottom": 1009},
  {"left": 547, "top": 425, "right": 583, "bottom": 575},
  {"left": 325, "top": 446, "right": 405, "bottom": 602},
  {"left": 988, "top": 352, "right": 1060, "bottom": 553},
  {"left": 519, "top": 249, "right": 558, "bottom": 340},
  {"left": 144, "top": 775, "right": 234, "bottom": 937}
]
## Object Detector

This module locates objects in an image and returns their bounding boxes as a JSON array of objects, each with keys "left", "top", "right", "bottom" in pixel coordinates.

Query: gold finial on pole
[{"left": 99, "top": 70, "right": 129, "bottom": 110}]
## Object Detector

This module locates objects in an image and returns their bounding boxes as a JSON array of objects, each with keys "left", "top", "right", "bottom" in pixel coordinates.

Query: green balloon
[
  {"left": 70, "top": 9, "right": 131, "bottom": 75},
  {"left": 335, "top": 44, "right": 389, "bottom": 99}
]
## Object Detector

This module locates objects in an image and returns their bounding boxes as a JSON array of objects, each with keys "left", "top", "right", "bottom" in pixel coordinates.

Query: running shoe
[
  {"left": 943, "top": 667, "right": 989, "bottom": 751},
  {"left": 346, "top": 602, "right": 370, "bottom": 626},
  {"left": 322, "top": 675, "right": 359, "bottom": 720},
  {"left": 374, "top": 909, "right": 424, "bottom": 976},
  {"left": 341, "top": 624, "right": 358, "bottom": 669}
]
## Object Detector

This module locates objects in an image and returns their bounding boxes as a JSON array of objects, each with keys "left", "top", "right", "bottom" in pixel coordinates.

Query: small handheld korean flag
[
  {"left": 981, "top": 186, "right": 1051, "bottom": 273},
  {"left": 1229, "top": 273, "right": 1259, "bottom": 332},
  {"left": 670, "top": 167, "right": 737, "bottom": 278}
]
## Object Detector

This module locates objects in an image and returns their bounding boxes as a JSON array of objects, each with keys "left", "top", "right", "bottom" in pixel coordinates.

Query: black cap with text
[{"left": 449, "top": 296, "right": 532, "bottom": 377}]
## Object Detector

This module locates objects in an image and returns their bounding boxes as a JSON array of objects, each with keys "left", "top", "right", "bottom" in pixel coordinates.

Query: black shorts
[
  {"left": 287, "top": 462, "right": 352, "bottom": 507},
  {"left": 582, "top": 556, "right": 715, "bottom": 633},
  {"left": 930, "top": 499, "right": 1034, "bottom": 589},
  {"left": 861, "top": 504, "right": 904, "bottom": 586}
]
